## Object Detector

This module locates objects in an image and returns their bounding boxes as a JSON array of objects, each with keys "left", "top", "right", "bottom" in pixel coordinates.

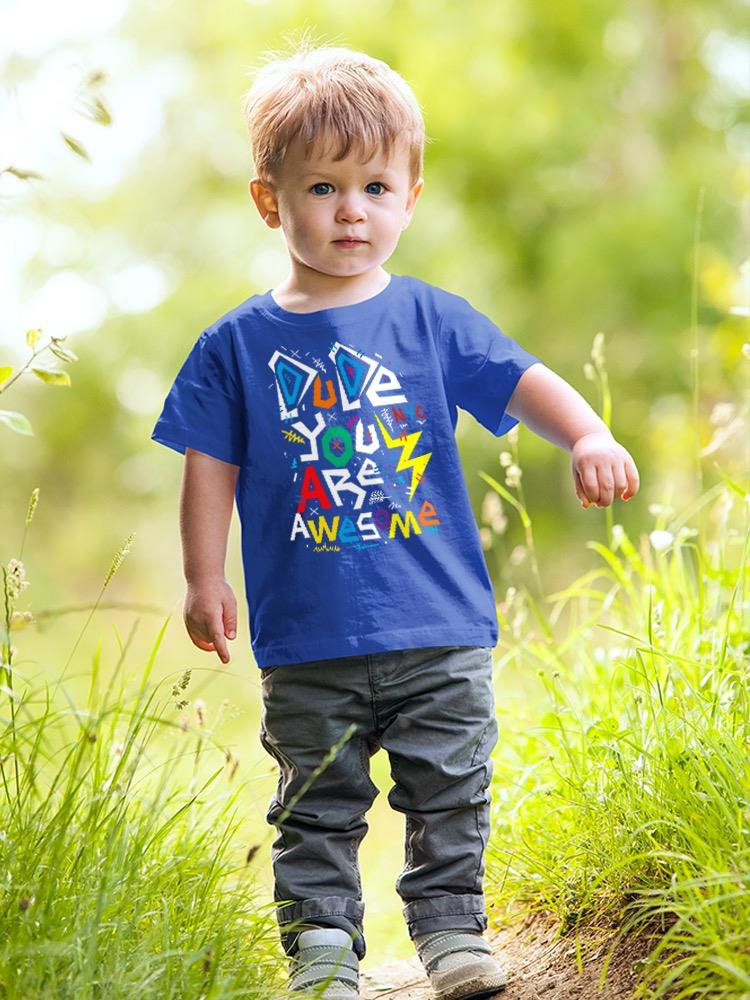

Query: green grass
[
  {"left": 481, "top": 467, "right": 749, "bottom": 998},
  {"left": 0, "top": 515, "right": 301, "bottom": 998}
]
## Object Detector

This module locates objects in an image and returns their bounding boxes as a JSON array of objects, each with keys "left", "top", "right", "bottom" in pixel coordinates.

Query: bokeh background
[{"left": 1, "top": 0, "right": 747, "bottom": 965}]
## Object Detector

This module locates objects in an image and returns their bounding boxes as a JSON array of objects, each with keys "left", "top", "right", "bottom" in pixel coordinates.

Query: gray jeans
[{"left": 258, "top": 645, "right": 498, "bottom": 961}]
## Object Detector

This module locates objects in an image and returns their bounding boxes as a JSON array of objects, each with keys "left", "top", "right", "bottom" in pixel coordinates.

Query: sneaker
[
  {"left": 414, "top": 929, "right": 507, "bottom": 1000},
  {"left": 288, "top": 926, "right": 360, "bottom": 999}
]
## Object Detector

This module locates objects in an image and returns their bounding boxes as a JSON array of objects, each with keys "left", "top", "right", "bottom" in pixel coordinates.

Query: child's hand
[
  {"left": 572, "top": 431, "right": 639, "bottom": 509},
  {"left": 184, "top": 577, "right": 238, "bottom": 665}
]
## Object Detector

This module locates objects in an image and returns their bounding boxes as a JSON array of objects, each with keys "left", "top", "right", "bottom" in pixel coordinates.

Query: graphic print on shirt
[{"left": 269, "top": 341, "right": 441, "bottom": 552}]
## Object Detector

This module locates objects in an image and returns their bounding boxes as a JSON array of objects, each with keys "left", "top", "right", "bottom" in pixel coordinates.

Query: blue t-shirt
[{"left": 151, "top": 273, "right": 543, "bottom": 669}]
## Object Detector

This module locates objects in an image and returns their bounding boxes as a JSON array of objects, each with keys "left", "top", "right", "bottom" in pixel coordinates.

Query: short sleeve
[
  {"left": 436, "top": 292, "right": 543, "bottom": 437},
  {"left": 151, "top": 328, "right": 248, "bottom": 466}
]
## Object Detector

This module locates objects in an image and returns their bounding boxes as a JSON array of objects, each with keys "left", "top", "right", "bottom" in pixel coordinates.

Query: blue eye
[{"left": 308, "top": 182, "right": 388, "bottom": 196}]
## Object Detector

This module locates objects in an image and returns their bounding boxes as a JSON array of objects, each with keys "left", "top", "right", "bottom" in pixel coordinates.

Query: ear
[
  {"left": 249, "top": 177, "right": 282, "bottom": 230},
  {"left": 402, "top": 177, "right": 424, "bottom": 229}
]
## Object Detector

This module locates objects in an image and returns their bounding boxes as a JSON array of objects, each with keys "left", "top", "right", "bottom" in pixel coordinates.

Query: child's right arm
[{"left": 180, "top": 447, "right": 240, "bottom": 665}]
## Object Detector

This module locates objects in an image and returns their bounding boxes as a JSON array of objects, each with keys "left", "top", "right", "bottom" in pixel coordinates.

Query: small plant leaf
[
  {"left": 49, "top": 344, "right": 79, "bottom": 363},
  {"left": 1, "top": 166, "right": 44, "bottom": 181},
  {"left": 60, "top": 132, "right": 90, "bottom": 160},
  {"left": 0, "top": 410, "right": 33, "bottom": 435},
  {"left": 79, "top": 96, "right": 112, "bottom": 126},
  {"left": 26, "top": 328, "right": 43, "bottom": 350},
  {"left": 31, "top": 368, "right": 71, "bottom": 386},
  {"left": 0, "top": 366, "right": 12, "bottom": 386},
  {"left": 712, "top": 463, "right": 749, "bottom": 500}
]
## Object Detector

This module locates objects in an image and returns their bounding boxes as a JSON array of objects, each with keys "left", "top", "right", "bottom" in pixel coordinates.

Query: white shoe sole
[{"left": 433, "top": 970, "right": 507, "bottom": 1000}]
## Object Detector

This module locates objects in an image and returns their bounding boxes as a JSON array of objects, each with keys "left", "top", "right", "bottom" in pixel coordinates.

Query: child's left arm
[{"left": 506, "top": 363, "right": 640, "bottom": 509}]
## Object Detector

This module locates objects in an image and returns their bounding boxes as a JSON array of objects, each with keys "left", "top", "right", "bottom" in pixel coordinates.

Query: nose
[{"left": 335, "top": 192, "right": 367, "bottom": 224}]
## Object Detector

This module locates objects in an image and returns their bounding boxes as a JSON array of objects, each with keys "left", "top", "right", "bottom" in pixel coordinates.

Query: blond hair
[{"left": 242, "top": 40, "right": 427, "bottom": 187}]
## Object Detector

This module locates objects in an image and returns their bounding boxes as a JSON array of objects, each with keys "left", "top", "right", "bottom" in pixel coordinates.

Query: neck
[{"left": 272, "top": 266, "right": 391, "bottom": 312}]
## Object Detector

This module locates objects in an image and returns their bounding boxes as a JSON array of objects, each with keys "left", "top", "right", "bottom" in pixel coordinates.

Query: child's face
[{"left": 249, "top": 134, "right": 423, "bottom": 282}]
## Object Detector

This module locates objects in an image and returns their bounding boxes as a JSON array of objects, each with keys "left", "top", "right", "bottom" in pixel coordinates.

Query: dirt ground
[{"left": 360, "top": 912, "right": 661, "bottom": 1000}]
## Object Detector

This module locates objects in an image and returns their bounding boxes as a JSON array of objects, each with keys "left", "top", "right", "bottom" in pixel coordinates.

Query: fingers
[
  {"left": 574, "top": 467, "right": 591, "bottom": 507},
  {"left": 184, "top": 585, "right": 238, "bottom": 665},
  {"left": 595, "top": 465, "right": 615, "bottom": 507},
  {"left": 211, "top": 628, "right": 230, "bottom": 664},
  {"left": 575, "top": 465, "right": 637, "bottom": 508},
  {"left": 186, "top": 620, "right": 234, "bottom": 663},
  {"left": 575, "top": 459, "right": 639, "bottom": 508},
  {"left": 578, "top": 464, "right": 599, "bottom": 507},
  {"left": 223, "top": 599, "right": 237, "bottom": 642},
  {"left": 621, "top": 456, "right": 640, "bottom": 500}
]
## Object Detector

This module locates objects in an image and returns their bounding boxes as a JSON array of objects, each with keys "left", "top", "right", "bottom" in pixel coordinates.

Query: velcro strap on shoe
[
  {"left": 417, "top": 932, "right": 492, "bottom": 973},
  {"left": 291, "top": 948, "right": 359, "bottom": 990}
]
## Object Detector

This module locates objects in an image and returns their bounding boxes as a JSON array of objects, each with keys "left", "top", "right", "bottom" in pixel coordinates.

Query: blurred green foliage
[{"left": 2, "top": 2, "right": 746, "bottom": 600}]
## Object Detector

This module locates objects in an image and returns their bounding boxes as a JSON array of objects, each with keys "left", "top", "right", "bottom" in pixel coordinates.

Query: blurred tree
[{"left": 1, "top": 0, "right": 746, "bottom": 604}]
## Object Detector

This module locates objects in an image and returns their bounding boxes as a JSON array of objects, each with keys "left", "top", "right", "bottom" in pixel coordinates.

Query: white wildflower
[
  {"left": 480, "top": 527, "right": 493, "bottom": 550},
  {"left": 677, "top": 526, "right": 699, "bottom": 542},
  {"left": 10, "top": 610, "right": 34, "bottom": 629},
  {"left": 648, "top": 503, "right": 674, "bottom": 518},
  {"left": 481, "top": 490, "right": 502, "bottom": 523},
  {"left": 700, "top": 414, "right": 745, "bottom": 457},
  {"left": 591, "top": 332, "right": 605, "bottom": 367},
  {"left": 709, "top": 401, "right": 735, "bottom": 426},
  {"left": 481, "top": 491, "right": 507, "bottom": 533},
  {"left": 611, "top": 524, "right": 625, "bottom": 550},
  {"left": 509, "top": 545, "right": 527, "bottom": 566},
  {"left": 649, "top": 530, "right": 674, "bottom": 551},
  {"left": 505, "top": 464, "right": 522, "bottom": 488},
  {"left": 499, "top": 586, "right": 517, "bottom": 616},
  {"left": 498, "top": 451, "right": 513, "bottom": 468},
  {"left": 4, "top": 560, "right": 29, "bottom": 600}
]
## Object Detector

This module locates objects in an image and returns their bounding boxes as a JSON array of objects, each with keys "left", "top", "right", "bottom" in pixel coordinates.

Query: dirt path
[{"left": 361, "top": 913, "right": 657, "bottom": 1000}]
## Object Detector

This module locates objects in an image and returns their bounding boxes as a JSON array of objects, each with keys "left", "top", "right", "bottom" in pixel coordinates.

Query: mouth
[{"left": 333, "top": 238, "right": 367, "bottom": 247}]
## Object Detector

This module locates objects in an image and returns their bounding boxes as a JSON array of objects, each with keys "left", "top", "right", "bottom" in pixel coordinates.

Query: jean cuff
[
  {"left": 403, "top": 893, "right": 488, "bottom": 938},
  {"left": 276, "top": 896, "right": 367, "bottom": 960}
]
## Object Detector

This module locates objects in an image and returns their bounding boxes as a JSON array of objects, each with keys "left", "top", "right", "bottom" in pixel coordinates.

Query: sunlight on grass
[
  {"left": 478, "top": 324, "right": 749, "bottom": 998},
  {"left": 0, "top": 514, "right": 296, "bottom": 998},
  {"left": 484, "top": 475, "right": 748, "bottom": 998}
]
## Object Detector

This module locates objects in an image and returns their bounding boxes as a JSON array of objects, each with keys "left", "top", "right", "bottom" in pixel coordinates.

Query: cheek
[
  {"left": 295, "top": 202, "right": 327, "bottom": 233},
  {"left": 380, "top": 210, "right": 405, "bottom": 234},
  {"left": 283, "top": 207, "right": 315, "bottom": 242}
]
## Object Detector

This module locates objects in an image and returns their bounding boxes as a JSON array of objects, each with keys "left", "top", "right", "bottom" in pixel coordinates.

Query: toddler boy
[{"left": 151, "top": 43, "right": 639, "bottom": 1000}]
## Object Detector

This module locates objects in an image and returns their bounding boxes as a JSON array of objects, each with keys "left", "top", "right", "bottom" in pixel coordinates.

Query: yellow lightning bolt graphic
[{"left": 374, "top": 415, "right": 431, "bottom": 501}]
